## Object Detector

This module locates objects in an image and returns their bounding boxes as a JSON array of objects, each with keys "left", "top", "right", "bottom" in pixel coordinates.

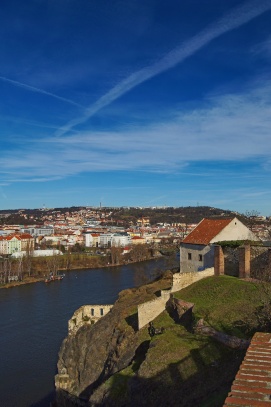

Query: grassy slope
[{"left": 100, "top": 276, "right": 263, "bottom": 407}]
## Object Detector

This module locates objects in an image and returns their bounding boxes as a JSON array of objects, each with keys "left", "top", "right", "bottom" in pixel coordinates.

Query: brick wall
[
  {"left": 214, "top": 245, "right": 271, "bottom": 279},
  {"left": 224, "top": 332, "right": 271, "bottom": 406}
]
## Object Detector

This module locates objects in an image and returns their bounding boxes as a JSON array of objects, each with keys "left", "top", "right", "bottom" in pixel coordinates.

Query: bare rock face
[
  {"left": 54, "top": 273, "right": 173, "bottom": 406},
  {"left": 166, "top": 296, "right": 194, "bottom": 328},
  {"left": 56, "top": 307, "right": 139, "bottom": 405},
  {"left": 194, "top": 319, "right": 250, "bottom": 349}
]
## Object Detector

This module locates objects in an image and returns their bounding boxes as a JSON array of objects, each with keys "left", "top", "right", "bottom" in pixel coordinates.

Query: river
[{"left": 0, "top": 257, "right": 173, "bottom": 407}]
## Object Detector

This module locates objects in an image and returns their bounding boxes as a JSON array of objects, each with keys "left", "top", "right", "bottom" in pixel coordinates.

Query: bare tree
[
  {"left": 129, "top": 244, "right": 149, "bottom": 262},
  {"left": 110, "top": 245, "right": 122, "bottom": 265},
  {"left": 244, "top": 209, "right": 261, "bottom": 231},
  {"left": 45, "top": 252, "right": 61, "bottom": 276},
  {"left": 23, "top": 241, "right": 34, "bottom": 277}
]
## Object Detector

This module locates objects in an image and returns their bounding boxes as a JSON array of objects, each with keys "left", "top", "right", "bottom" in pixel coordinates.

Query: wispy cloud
[
  {"left": 0, "top": 76, "right": 85, "bottom": 109},
  {"left": 56, "top": 0, "right": 271, "bottom": 136},
  {"left": 1, "top": 78, "right": 271, "bottom": 182}
]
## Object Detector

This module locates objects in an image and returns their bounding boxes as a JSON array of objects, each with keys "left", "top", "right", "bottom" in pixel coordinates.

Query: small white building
[
  {"left": 111, "top": 233, "right": 132, "bottom": 247},
  {"left": 84, "top": 232, "right": 100, "bottom": 247},
  {"left": 99, "top": 233, "right": 114, "bottom": 248},
  {"left": 180, "top": 217, "right": 260, "bottom": 272}
]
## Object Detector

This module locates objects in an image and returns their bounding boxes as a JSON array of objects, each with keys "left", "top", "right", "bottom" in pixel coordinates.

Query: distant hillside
[
  {"left": 113, "top": 205, "right": 240, "bottom": 225},
  {"left": 0, "top": 205, "right": 266, "bottom": 227}
]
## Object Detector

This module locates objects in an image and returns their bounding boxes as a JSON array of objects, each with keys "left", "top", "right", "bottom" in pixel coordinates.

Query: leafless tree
[
  {"left": 45, "top": 252, "right": 61, "bottom": 276},
  {"left": 129, "top": 244, "right": 149, "bottom": 262},
  {"left": 110, "top": 245, "right": 122, "bottom": 265},
  {"left": 23, "top": 241, "right": 34, "bottom": 277}
]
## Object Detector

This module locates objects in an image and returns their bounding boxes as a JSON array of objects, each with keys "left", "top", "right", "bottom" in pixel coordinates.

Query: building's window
[
  {"left": 199, "top": 254, "right": 203, "bottom": 262},
  {"left": 188, "top": 253, "right": 192, "bottom": 260},
  {"left": 100, "top": 308, "right": 104, "bottom": 316},
  {"left": 91, "top": 308, "right": 94, "bottom": 316}
]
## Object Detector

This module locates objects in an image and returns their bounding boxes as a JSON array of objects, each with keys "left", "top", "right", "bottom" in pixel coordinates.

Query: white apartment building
[
  {"left": 111, "top": 233, "right": 132, "bottom": 247},
  {"left": 20, "top": 226, "right": 54, "bottom": 236},
  {"left": 84, "top": 232, "right": 100, "bottom": 247},
  {"left": 99, "top": 233, "right": 114, "bottom": 248}
]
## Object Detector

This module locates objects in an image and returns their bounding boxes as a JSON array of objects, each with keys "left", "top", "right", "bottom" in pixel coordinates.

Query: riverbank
[
  {"left": 0, "top": 253, "right": 174, "bottom": 289},
  {"left": 0, "top": 276, "right": 45, "bottom": 289}
]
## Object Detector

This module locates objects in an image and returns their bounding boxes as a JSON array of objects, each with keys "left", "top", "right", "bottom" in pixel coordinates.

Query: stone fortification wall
[
  {"left": 68, "top": 304, "right": 113, "bottom": 334},
  {"left": 222, "top": 245, "right": 269, "bottom": 278},
  {"left": 171, "top": 268, "right": 214, "bottom": 293},
  {"left": 223, "top": 247, "right": 239, "bottom": 277},
  {"left": 138, "top": 269, "right": 214, "bottom": 329},
  {"left": 137, "top": 289, "right": 171, "bottom": 330},
  {"left": 250, "top": 246, "right": 270, "bottom": 278},
  {"left": 214, "top": 245, "right": 271, "bottom": 279}
]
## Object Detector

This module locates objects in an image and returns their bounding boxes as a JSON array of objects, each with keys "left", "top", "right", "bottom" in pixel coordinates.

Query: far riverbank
[
  {"left": 0, "top": 251, "right": 176, "bottom": 289},
  {"left": 0, "top": 249, "right": 150, "bottom": 289}
]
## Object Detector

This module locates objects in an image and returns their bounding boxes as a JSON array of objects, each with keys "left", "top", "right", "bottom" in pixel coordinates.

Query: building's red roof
[
  {"left": 18, "top": 233, "right": 33, "bottom": 239},
  {"left": 182, "top": 218, "right": 233, "bottom": 245},
  {"left": 0, "top": 233, "right": 33, "bottom": 242},
  {"left": 224, "top": 332, "right": 271, "bottom": 406},
  {"left": 5, "top": 235, "right": 19, "bottom": 241}
]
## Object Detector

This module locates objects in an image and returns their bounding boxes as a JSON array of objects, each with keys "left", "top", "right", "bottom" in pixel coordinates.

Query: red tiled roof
[
  {"left": 18, "top": 233, "right": 33, "bottom": 239},
  {"left": 224, "top": 332, "right": 271, "bottom": 406},
  {"left": 182, "top": 218, "right": 233, "bottom": 245},
  {"left": 5, "top": 235, "right": 19, "bottom": 241}
]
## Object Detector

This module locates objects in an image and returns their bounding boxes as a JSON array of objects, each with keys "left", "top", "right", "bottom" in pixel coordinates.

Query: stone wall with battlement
[{"left": 68, "top": 304, "right": 113, "bottom": 334}]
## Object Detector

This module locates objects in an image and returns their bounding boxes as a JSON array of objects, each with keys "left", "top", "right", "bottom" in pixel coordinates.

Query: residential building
[
  {"left": 180, "top": 217, "right": 260, "bottom": 272},
  {"left": 131, "top": 236, "right": 146, "bottom": 245},
  {"left": 111, "top": 233, "right": 132, "bottom": 247},
  {"left": 0, "top": 233, "right": 34, "bottom": 255}
]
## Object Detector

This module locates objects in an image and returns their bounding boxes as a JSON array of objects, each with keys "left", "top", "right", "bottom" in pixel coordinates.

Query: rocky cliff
[
  {"left": 55, "top": 273, "right": 248, "bottom": 407},
  {"left": 55, "top": 272, "right": 173, "bottom": 406}
]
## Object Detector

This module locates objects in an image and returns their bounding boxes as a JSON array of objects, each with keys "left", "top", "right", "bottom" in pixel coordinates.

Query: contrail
[
  {"left": 58, "top": 0, "right": 270, "bottom": 136},
  {"left": 0, "top": 76, "right": 85, "bottom": 109}
]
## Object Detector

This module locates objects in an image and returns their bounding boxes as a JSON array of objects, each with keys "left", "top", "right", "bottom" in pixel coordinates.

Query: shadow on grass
[
  {"left": 56, "top": 336, "right": 245, "bottom": 407},
  {"left": 103, "top": 341, "right": 245, "bottom": 407},
  {"left": 125, "top": 312, "right": 138, "bottom": 331}
]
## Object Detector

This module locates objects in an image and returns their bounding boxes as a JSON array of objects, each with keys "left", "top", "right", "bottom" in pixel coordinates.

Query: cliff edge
[{"left": 54, "top": 274, "right": 259, "bottom": 407}]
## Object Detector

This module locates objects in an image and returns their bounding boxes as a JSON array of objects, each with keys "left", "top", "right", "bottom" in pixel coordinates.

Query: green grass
[
  {"left": 97, "top": 275, "right": 263, "bottom": 406},
  {"left": 174, "top": 275, "right": 260, "bottom": 336}
]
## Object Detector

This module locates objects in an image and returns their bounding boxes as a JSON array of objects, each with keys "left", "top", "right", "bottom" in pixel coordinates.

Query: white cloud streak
[
  {"left": 56, "top": 0, "right": 271, "bottom": 136},
  {"left": 1, "top": 79, "right": 271, "bottom": 181},
  {"left": 0, "top": 76, "right": 85, "bottom": 109}
]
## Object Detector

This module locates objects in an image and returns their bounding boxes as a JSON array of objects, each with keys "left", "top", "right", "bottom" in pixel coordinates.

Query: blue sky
[{"left": 1, "top": 0, "right": 271, "bottom": 215}]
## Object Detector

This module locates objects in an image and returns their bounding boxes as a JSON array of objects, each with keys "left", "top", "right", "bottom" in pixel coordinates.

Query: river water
[{"left": 0, "top": 258, "right": 172, "bottom": 407}]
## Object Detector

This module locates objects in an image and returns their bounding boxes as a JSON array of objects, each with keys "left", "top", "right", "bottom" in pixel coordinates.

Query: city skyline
[{"left": 1, "top": 1, "right": 271, "bottom": 214}]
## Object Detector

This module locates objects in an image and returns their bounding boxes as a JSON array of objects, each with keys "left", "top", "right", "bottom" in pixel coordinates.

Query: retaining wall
[
  {"left": 138, "top": 268, "right": 214, "bottom": 329},
  {"left": 137, "top": 289, "right": 171, "bottom": 330},
  {"left": 171, "top": 268, "right": 214, "bottom": 293}
]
